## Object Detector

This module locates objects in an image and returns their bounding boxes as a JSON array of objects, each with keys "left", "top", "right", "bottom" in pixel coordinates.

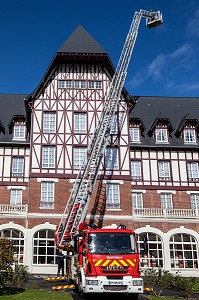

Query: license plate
[{"left": 108, "top": 281, "right": 123, "bottom": 285}]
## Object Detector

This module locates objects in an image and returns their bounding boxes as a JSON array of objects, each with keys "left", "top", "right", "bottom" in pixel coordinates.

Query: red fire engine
[
  {"left": 54, "top": 8, "right": 163, "bottom": 296},
  {"left": 74, "top": 223, "right": 143, "bottom": 296}
]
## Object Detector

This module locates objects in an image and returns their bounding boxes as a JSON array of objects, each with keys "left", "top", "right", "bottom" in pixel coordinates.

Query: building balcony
[
  {"left": 0, "top": 204, "right": 28, "bottom": 214},
  {"left": 133, "top": 208, "right": 199, "bottom": 219}
]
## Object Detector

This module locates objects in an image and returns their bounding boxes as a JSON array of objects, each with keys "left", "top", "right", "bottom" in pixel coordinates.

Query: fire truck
[{"left": 54, "top": 9, "right": 163, "bottom": 296}]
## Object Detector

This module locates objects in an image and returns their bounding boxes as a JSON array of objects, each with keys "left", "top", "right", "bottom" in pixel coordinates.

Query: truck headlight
[
  {"left": 132, "top": 280, "right": 143, "bottom": 286},
  {"left": 86, "top": 279, "right": 99, "bottom": 285}
]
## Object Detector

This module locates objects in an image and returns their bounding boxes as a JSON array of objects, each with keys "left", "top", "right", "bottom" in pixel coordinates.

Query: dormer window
[
  {"left": 13, "top": 124, "right": 26, "bottom": 140},
  {"left": 129, "top": 127, "right": 140, "bottom": 143},
  {"left": 183, "top": 128, "right": 196, "bottom": 144},
  {"left": 155, "top": 128, "right": 168, "bottom": 143}
]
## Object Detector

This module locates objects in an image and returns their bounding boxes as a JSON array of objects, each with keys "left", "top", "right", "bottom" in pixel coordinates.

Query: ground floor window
[
  {"left": 137, "top": 232, "right": 163, "bottom": 268},
  {"left": 33, "top": 229, "right": 56, "bottom": 265},
  {"left": 170, "top": 233, "right": 198, "bottom": 269},
  {"left": 0, "top": 229, "right": 24, "bottom": 264}
]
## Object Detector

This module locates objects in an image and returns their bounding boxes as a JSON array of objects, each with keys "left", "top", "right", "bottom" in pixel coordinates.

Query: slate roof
[
  {"left": 26, "top": 25, "right": 113, "bottom": 100},
  {"left": 130, "top": 96, "right": 199, "bottom": 148},
  {"left": 57, "top": 25, "right": 107, "bottom": 54},
  {"left": 0, "top": 94, "right": 29, "bottom": 144}
]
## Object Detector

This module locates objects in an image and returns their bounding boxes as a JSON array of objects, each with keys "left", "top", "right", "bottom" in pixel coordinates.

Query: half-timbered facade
[{"left": 0, "top": 26, "right": 199, "bottom": 276}]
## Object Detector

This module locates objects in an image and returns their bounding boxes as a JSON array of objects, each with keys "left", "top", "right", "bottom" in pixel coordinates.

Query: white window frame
[
  {"left": 169, "top": 233, "right": 198, "bottom": 269},
  {"left": 129, "top": 127, "right": 140, "bottom": 142},
  {"left": 33, "top": 229, "right": 56, "bottom": 265},
  {"left": 42, "top": 146, "right": 55, "bottom": 168},
  {"left": 160, "top": 193, "right": 173, "bottom": 209},
  {"left": 43, "top": 112, "right": 56, "bottom": 133},
  {"left": 12, "top": 157, "right": 24, "bottom": 176},
  {"left": 190, "top": 194, "right": 199, "bottom": 209},
  {"left": 74, "top": 81, "right": 86, "bottom": 89},
  {"left": 183, "top": 128, "right": 196, "bottom": 143},
  {"left": 106, "top": 183, "right": 120, "bottom": 209},
  {"left": 187, "top": 162, "right": 199, "bottom": 181},
  {"left": 105, "top": 147, "right": 118, "bottom": 169},
  {"left": 155, "top": 128, "right": 168, "bottom": 143},
  {"left": 138, "top": 233, "right": 163, "bottom": 268},
  {"left": 74, "top": 113, "right": 86, "bottom": 133},
  {"left": 158, "top": 161, "right": 171, "bottom": 181},
  {"left": 131, "top": 161, "right": 142, "bottom": 180},
  {"left": 10, "top": 189, "right": 22, "bottom": 205},
  {"left": 58, "top": 80, "right": 72, "bottom": 88},
  {"left": 0, "top": 229, "right": 25, "bottom": 265},
  {"left": 88, "top": 81, "right": 102, "bottom": 89},
  {"left": 40, "top": 182, "right": 54, "bottom": 208},
  {"left": 74, "top": 147, "right": 86, "bottom": 169},
  {"left": 13, "top": 124, "right": 26, "bottom": 140},
  {"left": 132, "top": 192, "right": 143, "bottom": 208}
]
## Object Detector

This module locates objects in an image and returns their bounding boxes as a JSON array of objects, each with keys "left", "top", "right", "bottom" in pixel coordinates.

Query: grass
[
  {"left": 0, "top": 288, "right": 72, "bottom": 300},
  {"left": 143, "top": 297, "right": 182, "bottom": 300}
]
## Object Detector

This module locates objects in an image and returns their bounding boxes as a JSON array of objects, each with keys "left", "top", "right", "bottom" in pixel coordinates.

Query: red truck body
[{"left": 73, "top": 224, "right": 143, "bottom": 295}]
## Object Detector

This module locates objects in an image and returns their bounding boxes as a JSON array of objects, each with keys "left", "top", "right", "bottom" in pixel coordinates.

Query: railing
[
  {"left": 133, "top": 208, "right": 199, "bottom": 218},
  {"left": 0, "top": 204, "right": 28, "bottom": 214}
]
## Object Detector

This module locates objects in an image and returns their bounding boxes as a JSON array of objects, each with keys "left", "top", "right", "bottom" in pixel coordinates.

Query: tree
[{"left": 0, "top": 238, "right": 14, "bottom": 288}]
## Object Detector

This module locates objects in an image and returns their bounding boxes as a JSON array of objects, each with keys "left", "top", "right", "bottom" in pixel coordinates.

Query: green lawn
[{"left": 0, "top": 288, "right": 72, "bottom": 300}]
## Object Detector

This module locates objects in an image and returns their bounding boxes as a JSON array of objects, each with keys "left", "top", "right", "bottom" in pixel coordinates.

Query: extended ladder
[{"left": 56, "top": 9, "right": 163, "bottom": 247}]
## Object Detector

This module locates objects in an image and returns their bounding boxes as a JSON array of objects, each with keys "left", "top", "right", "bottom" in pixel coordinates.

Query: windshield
[{"left": 88, "top": 232, "right": 137, "bottom": 254}]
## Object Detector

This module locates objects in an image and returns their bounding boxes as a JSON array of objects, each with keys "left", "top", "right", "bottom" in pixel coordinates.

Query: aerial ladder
[{"left": 55, "top": 9, "right": 163, "bottom": 248}]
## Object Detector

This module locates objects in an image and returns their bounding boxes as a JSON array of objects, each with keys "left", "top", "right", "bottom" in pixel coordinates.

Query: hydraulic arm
[{"left": 55, "top": 9, "right": 163, "bottom": 247}]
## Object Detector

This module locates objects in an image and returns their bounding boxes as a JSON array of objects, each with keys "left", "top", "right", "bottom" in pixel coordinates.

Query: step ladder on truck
[{"left": 53, "top": 8, "right": 163, "bottom": 296}]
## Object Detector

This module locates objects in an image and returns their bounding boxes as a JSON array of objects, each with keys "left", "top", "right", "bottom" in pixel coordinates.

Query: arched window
[
  {"left": 33, "top": 229, "right": 56, "bottom": 265},
  {"left": 0, "top": 229, "right": 24, "bottom": 264},
  {"left": 169, "top": 233, "right": 198, "bottom": 269},
  {"left": 137, "top": 232, "right": 163, "bottom": 268}
]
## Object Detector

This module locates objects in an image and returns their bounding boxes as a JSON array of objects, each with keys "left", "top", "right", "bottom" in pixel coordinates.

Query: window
[
  {"left": 12, "top": 157, "right": 24, "bottom": 176},
  {"left": 131, "top": 161, "right": 142, "bottom": 180},
  {"left": 160, "top": 193, "right": 173, "bottom": 209},
  {"left": 74, "top": 113, "right": 86, "bottom": 133},
  {"left": 43, "top": 112, "right": 56, "bottom": 133},
  {"left": 13, "top": 124, "right": 26, "bottom": 140},
  {"left": 132, "top": 192, "right": 143, "bottom": 208},
  {"left": 58, "top": 80, "right": 72, "bottom": 88},
  {"left": 88, "top": 81, "right": 102, "bottom": 89},
  {"left": 110, "top": 115, "right": 118, "bottom": 134},
  {"left": 183, "top": 128, "right": 196, "bottom": 143},
  {"left": 74, "top": 147, "right": 86, "bottom": 169},
  {"left": 0, "top": 229, "right": 24, "bottom": 264},
  {"left": 106, "top": 183, "right": 120, "bottom": 209},
  {"left": 40, "top": 182, "right": 54, "bottom": 208},
  {"left": 74, "top": 81, "right": 86, "bottom": 89},
  {"left": 190, "top": 194, "right": 199, "bottom": 209},
  {"left": 158, "top": 161, "right": 171, "bottom": 181},
  {"left": 129, "top": 127, "right": 140, "bottom": 142},
  {"left": 105, "top": 147, "right": 118, "bottom": 169},
  {"left": 169, "top": 233, "right": 198, "bottom": 269},
  {"left": 10, "top": 189, "right": 22, "bottom": 205},
  {"left": 33, "top": 229, "right": 56, "bottom": 264},
  {"left": 155, "top": 128, "right": 168, "bottom": 143},
  {"left": 42, "top": 146, "right": 55, "bottom": 168},
  {"left": 187, "top": 162, "right": 199, "bottom": 181},
  {"left": 138, "top": 233, "right": 163, "bottom": 268}
]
